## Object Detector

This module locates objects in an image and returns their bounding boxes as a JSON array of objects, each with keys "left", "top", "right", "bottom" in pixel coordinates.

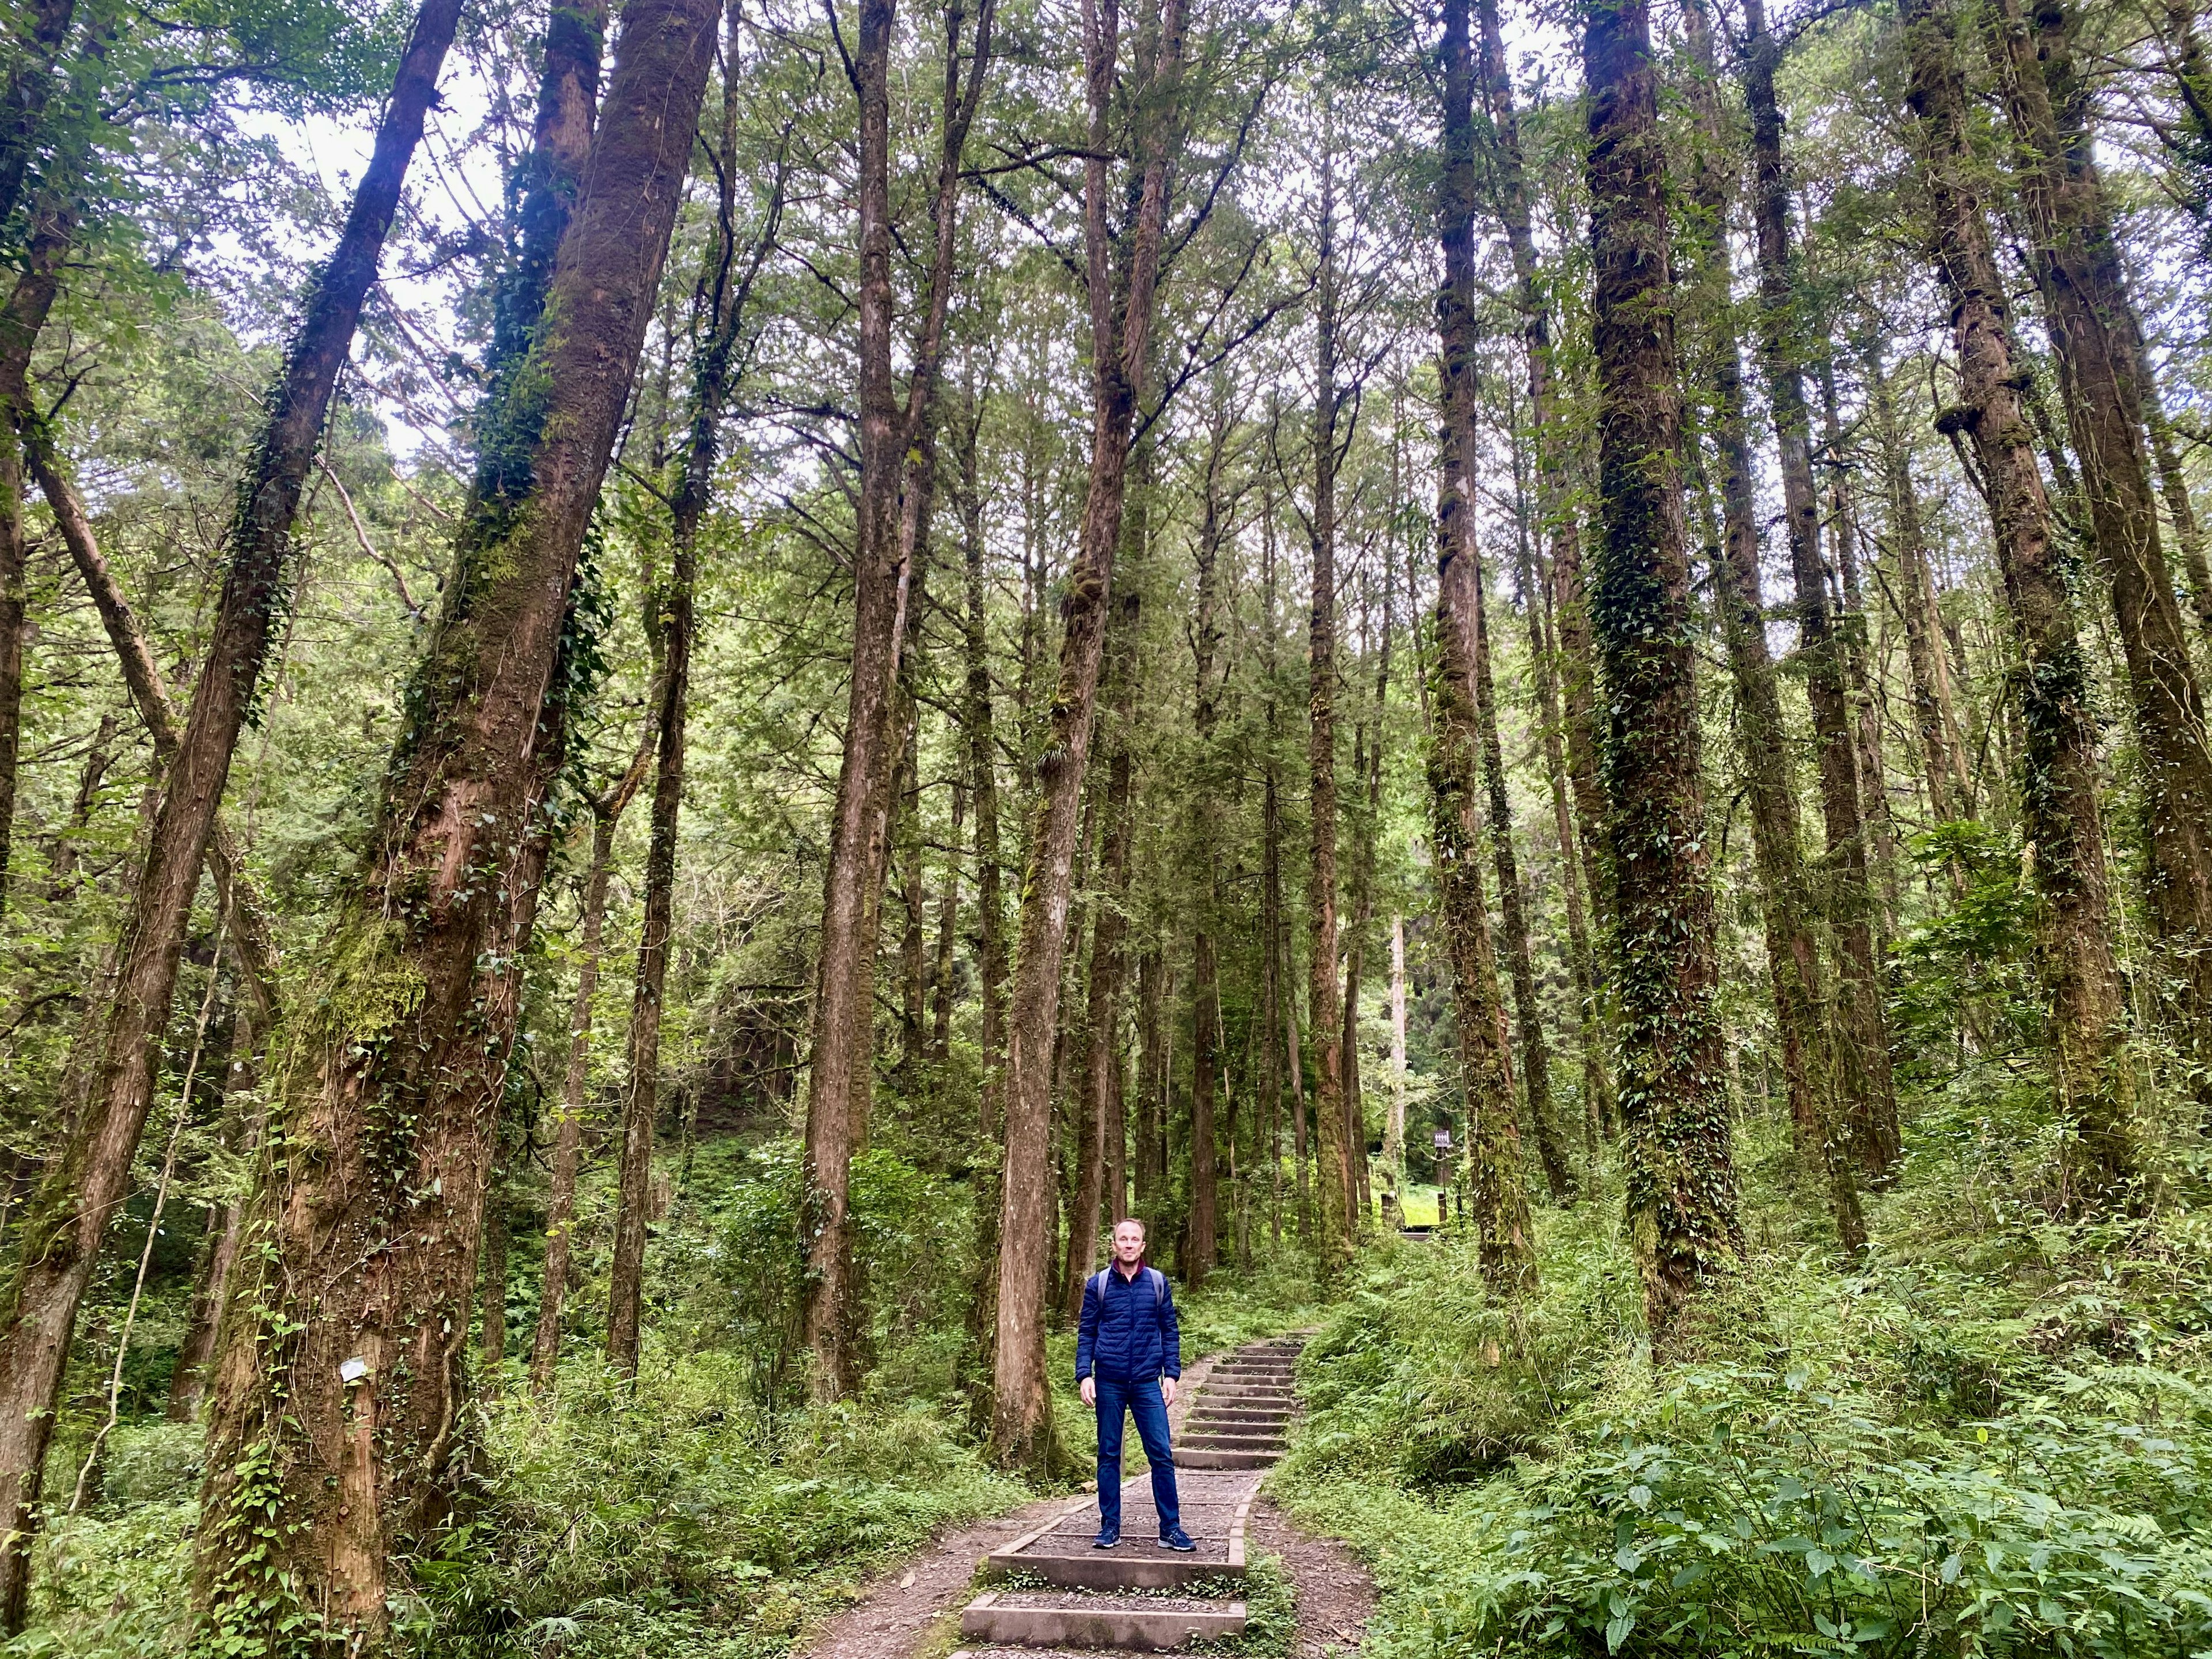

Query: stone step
[
  {"left": 1188, "top": 1408, "right": 1287, "bottom": 1427},
  {"left": 1180, "top": 1431, "right": 1285, "bottom": 1452},
  {"left": 1176, "top": 1446, "right": 1278, "bottom": 1470},
  {"left": 1201, "top": 1384, "right": 1292, "bottom": 1402},
  {"left": 959, "top": 1590, "right": 1245, "bottom": 1650},
  {"left": 982, "top": 1546, "right": 1230, "bottom": 1591}
]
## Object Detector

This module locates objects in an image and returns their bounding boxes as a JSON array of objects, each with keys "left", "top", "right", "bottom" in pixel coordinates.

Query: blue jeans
[{"left": 1094, "top": 1373, "right": 1180, "bottom": 1536}]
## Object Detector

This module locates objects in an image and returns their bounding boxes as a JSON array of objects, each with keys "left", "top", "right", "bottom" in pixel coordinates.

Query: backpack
[{"left": 1090, "top": 1264, "right": 1165, "bottom": 1312}]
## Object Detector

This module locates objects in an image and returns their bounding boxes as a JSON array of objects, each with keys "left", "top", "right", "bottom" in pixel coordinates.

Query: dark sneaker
[
  {"left": 1159, "top": 1527, "right": 1197, "bottom": 1552},
  {"left": 1092, "top": 1528, "right": 1120, "bottom": 1548}
]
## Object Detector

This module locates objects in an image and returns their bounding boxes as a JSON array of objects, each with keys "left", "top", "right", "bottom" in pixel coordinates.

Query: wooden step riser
[
  {"left": 1176, "top": 1448, "right": 1277, "bottom": 1469},
  {"left": 960, "top": 1594, "right": 1245, "bottom": 1650}
]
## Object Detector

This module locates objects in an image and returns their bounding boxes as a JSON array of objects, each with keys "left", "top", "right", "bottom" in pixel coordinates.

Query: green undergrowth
[{"left": 1272, "top": 1100, "right": 2212, "bottom": 1658}]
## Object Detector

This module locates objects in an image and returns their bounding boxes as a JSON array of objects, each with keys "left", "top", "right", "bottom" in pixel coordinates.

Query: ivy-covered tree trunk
[
  {"left": 1436, "top": 0, "right": 1535, "bottom": 1293},
  {"left": 991, "top": 0, "right": 1183, "bottom": 1478},
  {"left": 1900, "top": 0, "right": 2137, "bottom": 1201},
  {"left": 1743, "top": 0, "right": 1899, "bottom": 1176},
  {"left": 1582, "top": 0, "right": 1742, "bottom": 1344},
  {"left": 0, "top": 0, "right": 465, "bottom": 1626},
  {"left": 1989, "top": 0, "right": 2212, "bottom": 1094},
  {"left": 189, "top": 1, "right": 719, "bottom": 1638}
]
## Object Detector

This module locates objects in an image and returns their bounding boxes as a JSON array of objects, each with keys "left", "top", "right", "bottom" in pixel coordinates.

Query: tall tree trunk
[
  {"left": 166, "top": 998, "right": 264, "bottom": 1420},
  {"left": 0, "top": 0, "right": 465, "bottom": 1626},
  {"left": 1187, "top": 411, "right": 1233, "bottom": 1280},
  {"left": 607, "top": 47, "right": 764, "bottom": 1371},
  {"left": 1436, "top": 0, "right": 1535, "bottom": 1292},
  {"left": 1864, "top": 341, "right": 1972, "bottom": 823},
  {"left": 931, "top": 782, "right": 961, "bottom": 1063},
  {"left": 1900, "top": 0, "right": 2137, "bottom": 1200},
  {"left": 477, "top": 1185, "right": 510, "bottom": 1374},
  {"left": 991, "top": 0, "right": 1183, "bottom": 1476},
  {"left": 1742, "top": 0, "right": 1900, "bottom": 1176},
  {"left": 1134, "top": 947, "right": 1165, "bottom": 1214},
  {"left": 1060, "top": 573, "right": 1139, "bottom": 1321},
  {"left": 0, "top": 191, "right": 75, "bottom": 910},
  {"left": 1675, "top": 0, "right": 1862, "bottom": 1248},
  {"left": 1262, "top": 484, "right": 1304, "bottom": 1236},
  {"left": 1509, "top": 445, "right": 1612, "bottom": 1145},
  {"left": 191, "top": 1, "right": 719, "bottom": 1636},
  {"left": 1475, "top": 0, "right": 1609, "bottom": 935},
  {"left": 531, "top": 749, "right": 647, "bottom": 1393},
  {"left": 1306, "top": 132, "right": 1351, "bottom": 1271},
  {"left": 1988, "top": 0, "right": 2212, "bottom": 1090},
  {"left": 1387, "top": 915, "right": 1406, "bottom": 1184},
  {"left": 957, "top": 399, "right": 1006, "bottom": 1135},
  {"left": 1582, "top": 0, "right": 1742, "bottom": 1346},
  {"left": 1469, "top": 535, "right": 1573, "bottom": 1203},
  {"left": 803, "top": 0, "right": 992, "bottom": 1396}
]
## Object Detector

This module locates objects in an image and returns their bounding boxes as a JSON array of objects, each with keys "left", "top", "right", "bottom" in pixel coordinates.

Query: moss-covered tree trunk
[
  {"left": 1988, "top": 0, "right": 2212, "bottom": 1097},
  {"left": 188, "top": 2, "right": 719, "bottom": 1638},
  {"left": 0, "top": 0, "right": 466, "bottom": 1627},
  {"left": 1900, "top": 0, "right": 2136, "bottom": 1201},
  {"left": 1582, "top": 0, "right": 1742, "bottom": 1346}
]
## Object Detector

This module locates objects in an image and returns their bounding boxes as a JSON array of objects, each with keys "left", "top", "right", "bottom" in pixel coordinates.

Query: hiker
[{"left": 1075, "top": 1218, "right": 1196, "bottom": 1552}]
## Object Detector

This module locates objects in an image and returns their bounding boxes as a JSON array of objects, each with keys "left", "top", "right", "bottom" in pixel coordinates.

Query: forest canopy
[{"left": 0, "top": 0, "right": 2210, "bottom": 1650}]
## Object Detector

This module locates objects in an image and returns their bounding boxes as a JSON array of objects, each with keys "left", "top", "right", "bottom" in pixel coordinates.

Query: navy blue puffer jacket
[{"left": 1074, "top": 1262, "right": 1182, "bottom": 1384}]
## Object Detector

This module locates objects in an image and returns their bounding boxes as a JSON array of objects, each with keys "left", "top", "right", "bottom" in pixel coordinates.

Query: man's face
[{"left": 1113, "top": 1222, "right": 1145, "bottom": 1265}]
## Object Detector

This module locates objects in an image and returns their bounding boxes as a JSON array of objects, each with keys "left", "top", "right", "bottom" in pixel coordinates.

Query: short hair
[{"left": 1112, "top": 1217, "right": 1146, "bottom": 1236}]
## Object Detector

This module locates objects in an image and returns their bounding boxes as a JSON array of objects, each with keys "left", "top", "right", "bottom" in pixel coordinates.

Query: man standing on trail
[{"left": 1077, "top": 1218, "right": 1196, "bottom": 1551}]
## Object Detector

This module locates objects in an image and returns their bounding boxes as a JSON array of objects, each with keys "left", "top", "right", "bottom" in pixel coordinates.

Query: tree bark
[
  {"left": 0, "top": 0, "right": 465, "bottom": 1627},
  {"left": 1060, "top": 573, "right": 1139, "bottom": 1321},
  {"left": 802, "top": 0, "right": 992, "bottom": 1396},
  {"left": 1475, "top": 0, "right": 1609, "bottom": 936},
  {"left": 1582, "top": 0, "right": 1742, "bottom": 1345},
  {"left": 1436, "top": 0, "right": 1535, "bottom": 1292},
  {"left": 530, "top": 747, "right": 647, "bottom": 1394},
  {"left": 191, "top": 1, "right": 719, "bottom": 1636},
  {"left": 1742, "top": 0, "right": 1899, "bottom": 1176},
  {"left": 1863, "top": 340, "right": 1972, "bottom": 823},
  {"left": 1987, "top": 0, "right": 2212, "bottom": 1089},
  {"left": 1306, "top": 132, "right": 1351, "bottom": 1271},
  {"left": 166, "top": 998, "right": 264, "bottom": 1421},
  {"left": 1387, "top": 915, "right": 1406, "bottom": 1183},
  {"left": 1469, "top": 555, "right": 1573, "bottom": 1203},
  {"left": 1187, "top": 411, "right": 1233, "bottom": 1280},
  {"left": 1900, "top": 0, "right": 2136, "bottom": 1200},
  {"left": 991, "top": 0, "right": 1182, "bottom": 1476}
]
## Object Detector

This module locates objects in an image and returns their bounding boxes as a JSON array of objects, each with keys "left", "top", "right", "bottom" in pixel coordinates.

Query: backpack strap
[
  {"left": 1090, "top": 1268, "right": 1111, "bottom": 1302},
  {"left": 1147, "top": 1266, "right": 1165, "bottom": 1308}
]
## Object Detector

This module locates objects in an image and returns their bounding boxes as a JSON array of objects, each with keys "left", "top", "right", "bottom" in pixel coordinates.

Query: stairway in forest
[{"left": 953, "top": 1337, "right": 1302, "bottom": 1654}]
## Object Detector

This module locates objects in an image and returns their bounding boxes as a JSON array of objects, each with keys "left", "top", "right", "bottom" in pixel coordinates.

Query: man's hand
[
  {"left": 1080, "top": 1377, "right": 1096, "bottom": 1407},
  {"left": 1162, "top": 1377, "right": 1176, "bottom": 1408}
]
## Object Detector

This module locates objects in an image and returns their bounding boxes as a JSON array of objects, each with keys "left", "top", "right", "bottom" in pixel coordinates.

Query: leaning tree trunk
[
  {"left": 1743, "top": 0, "right": 1899, "bottom": 1176},
  {"left": 990, "top": 0, "right": 1183, "bottom": 1478},
  {"left": 1988, "top": 0, "right": 2212, "bottom": 1095},
  {"left": 190, "top": 2, "right": 719, "bottom": 1639},
  {"left": 1582, "top": 0, "right": 1742, "bottom": 1347},
  {"left": 0, "top": 0, "right": 465, "bottom": 1627},
  {"left": 1900, "top": 0, "right": 2137, "bottom": 1202}
]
